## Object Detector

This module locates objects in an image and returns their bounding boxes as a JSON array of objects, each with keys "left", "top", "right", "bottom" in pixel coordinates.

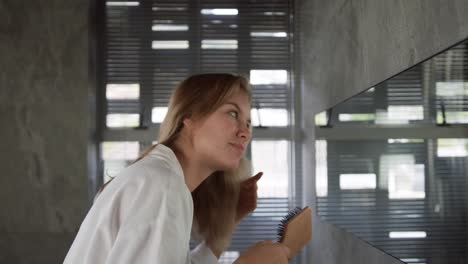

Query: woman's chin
[{"left": 222, "top": 158, "right": 242, "bottom": 171}]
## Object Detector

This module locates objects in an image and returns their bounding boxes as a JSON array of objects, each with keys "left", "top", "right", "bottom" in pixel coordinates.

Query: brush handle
[{"left": 279, "top": 207, "right": 312, "bottom": 257}]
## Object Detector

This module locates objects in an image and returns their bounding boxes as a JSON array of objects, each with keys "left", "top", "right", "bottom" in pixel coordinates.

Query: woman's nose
[{"left": 237, "top": 122, "right": 251, "bottom": 141}]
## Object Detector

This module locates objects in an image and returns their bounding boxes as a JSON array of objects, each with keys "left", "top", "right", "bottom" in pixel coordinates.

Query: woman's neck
[{"left": 170, "top": 138, "right": 214, "bottom": 192}]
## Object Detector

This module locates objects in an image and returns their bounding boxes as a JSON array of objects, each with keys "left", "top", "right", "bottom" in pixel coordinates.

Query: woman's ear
[
  {"left": 182, "top": 117, "right": 193, "bottom": 128},
  {"left": 182, "top": 116, "right": 200, "bottom": 138},
  {"left": 181, "top": 116, "right": 198, "bottom": 144}
]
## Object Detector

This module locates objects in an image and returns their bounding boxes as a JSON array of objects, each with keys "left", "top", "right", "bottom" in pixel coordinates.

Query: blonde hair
[{"left": 137, "top": 73, "right": 251, "bottom": 251}]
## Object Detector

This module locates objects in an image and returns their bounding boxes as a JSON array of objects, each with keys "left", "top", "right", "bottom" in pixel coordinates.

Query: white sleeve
[
  {"left": 103, "top": 170, "right": 191, "bottom": 264},
  {"left": 189, "top": 241, "right": 219, "bottom": 264},
  {"left": 64, "top": 165, "right": 193, "bottom": 264}
]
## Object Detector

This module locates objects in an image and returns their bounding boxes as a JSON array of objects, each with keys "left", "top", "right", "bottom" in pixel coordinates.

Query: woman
[{"left": 64, "top": 73, "right": 290, "bottom": 263}]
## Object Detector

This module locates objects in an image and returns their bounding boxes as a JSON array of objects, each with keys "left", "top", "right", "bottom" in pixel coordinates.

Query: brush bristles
[{"left": 277, "top": 207, "right": 303, "bottom": 240}]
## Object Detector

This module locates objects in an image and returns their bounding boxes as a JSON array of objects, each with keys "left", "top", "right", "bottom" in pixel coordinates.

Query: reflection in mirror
[{"left": 315, "top": 39, "right": 468, "bottom": 264}]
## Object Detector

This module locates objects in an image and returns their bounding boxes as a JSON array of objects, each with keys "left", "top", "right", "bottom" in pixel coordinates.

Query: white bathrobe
[{"left": 64, "top": 144, "right": 218, "bottom": 264}]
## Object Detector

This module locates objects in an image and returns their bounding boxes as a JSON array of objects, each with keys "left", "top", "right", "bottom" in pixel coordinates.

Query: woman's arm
[
  {"left": 103, "top": 170, "right": 192, "bottom": 264},
  {"left": 65, "top": 164, "right": 194, "bottom": 264}
]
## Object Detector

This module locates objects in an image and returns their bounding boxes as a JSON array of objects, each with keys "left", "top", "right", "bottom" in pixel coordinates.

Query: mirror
[{"left": 315, "top": 39, "right": 468, "bottom": 264}]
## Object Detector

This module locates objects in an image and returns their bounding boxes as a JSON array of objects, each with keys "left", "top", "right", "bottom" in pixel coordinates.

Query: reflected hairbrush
[{"left": 277, "top": 206, "right": 312, "bottom": 257}]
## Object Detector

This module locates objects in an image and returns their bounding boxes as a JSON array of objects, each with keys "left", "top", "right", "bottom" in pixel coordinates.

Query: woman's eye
[{"left": 229, "top": 111, "right": 238, "bottom": 118}]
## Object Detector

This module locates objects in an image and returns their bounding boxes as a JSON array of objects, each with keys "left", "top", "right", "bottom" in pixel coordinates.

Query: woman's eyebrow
[{"left": 225, "top": 102, "right": 241, "bottom": 111}]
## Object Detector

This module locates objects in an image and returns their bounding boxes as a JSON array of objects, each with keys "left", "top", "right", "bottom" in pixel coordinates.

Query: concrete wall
[
  {"left": 299, "top": 0, "right": 468, "bottom": 263},
  {"left": 0, "top": 1, "right": 89, "bottom": 263}
]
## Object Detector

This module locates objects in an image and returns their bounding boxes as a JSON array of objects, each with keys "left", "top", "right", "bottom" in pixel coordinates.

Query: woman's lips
[{"left": 230, "top": 143, "right": 245, "bottom": 153}]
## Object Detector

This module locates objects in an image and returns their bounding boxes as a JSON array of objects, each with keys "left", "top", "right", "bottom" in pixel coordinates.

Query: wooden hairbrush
[{"left": 277, "top": 206, "right": 312, "bottom": 257}]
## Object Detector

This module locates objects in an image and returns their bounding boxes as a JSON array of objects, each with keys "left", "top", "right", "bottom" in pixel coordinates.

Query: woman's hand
[
  {"left": 234, "top": 240, "right": 290, "bottom": 264},
  {"left": 236, "top": 172, "right": 263, "bottom": 223}
]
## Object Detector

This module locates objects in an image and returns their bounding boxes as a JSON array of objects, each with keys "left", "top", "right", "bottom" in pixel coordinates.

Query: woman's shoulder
[
  {"left": 93, "top": 159, "right": 180, "bottom": 217},
  {"left": 115, "top": 158, "right": 176, "bottom": 191},
  {"left": 95, "top": 145, "right": 186, "bottom": 207}
]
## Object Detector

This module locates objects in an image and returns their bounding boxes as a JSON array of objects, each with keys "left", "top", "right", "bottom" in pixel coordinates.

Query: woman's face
[{"left": 186, "top": 89, "right": 251, "bottom": 171}]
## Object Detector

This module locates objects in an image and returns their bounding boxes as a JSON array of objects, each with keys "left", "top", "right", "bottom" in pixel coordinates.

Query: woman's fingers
[
  {"left": 236, "top": 172, "right": 263, "bottom": 221},
  {"left": 241, "top": 172, "right": 263, "bottom": 189},
  {"left": 251, "top": 172, "right": 263, "bottom": 181},
  {"left": 236, "top": 240, "right": 290, "bottom": 264},
  {"left": 243, "top": 172, "right": 263, "bottom": 184},
  {"left": 278, "top": 244, "right": 291, "bottom": 259}
]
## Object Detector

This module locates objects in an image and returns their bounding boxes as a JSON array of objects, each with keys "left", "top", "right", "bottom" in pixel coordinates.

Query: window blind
[
  {"left": 316, "top": 39, "right": 468, "bottom": 264},
  {"left": 433, "top": 42, "right": 468, "bottom": 124},
  {"left": 332, "top": 65, "right": 424, "bottom": 125},
  {"left": 317, "top": 139, "right": 467, "bottom": 263},
  {"left": 104, "top": 0, "right": 292, "bottom": 127}
]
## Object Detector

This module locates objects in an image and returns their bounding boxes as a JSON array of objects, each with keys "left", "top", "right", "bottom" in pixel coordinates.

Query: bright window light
[
  {"left": 386, "top": 105, "right": 423, "bottom": 120},
  {"left": 339, "top": 113, "right": 375, "bottom": 122},
  {"left": 315, "top": 140, "right": 328, "bottom": 197},
  {"left": 201, "top": 39, "right": 237, "bottom": 49},
  {"left": 436, "top": 81, "right": 468, "bottom": 97},
  {"left": 250, "top": 70, "right": 288, "bottom": 85},
  {"left": 152, "top": 107, "right": 168, "bottom": 123},
  {"left": 339, "top": 174, "right": 376, "bottom": 190},
  {"left": 389, "top": 164, "right": 425, "bottom": 199},
  {"left": 250, "top": 32, "right": 287, "bottom": 38},
  {"left": 437, "top": 111, "right": 468, "bottom": 124},
  {"left": 201, "top": 8, "right": 238, "bottom": 16},
  {"left": 401, "top": 258, "right": 427, "bottom": 264},
  {"left": 152, "top": 7, "right": 187, "bottom": 11},
  {"left": 376, "top": 106, "right": 423, "bottom": 124},
  {"left": 152, "top": 40, "right": 189, "bottom": 49},
  {"left": 264, "top": 12, "right": 286, "bottom": 16},
  {"left": 380, "top": 154, "right": 425, "bottom": 199},
  {"left": 106, "top": 84, "right": 140, "bottom": 100},
  {"left": 106, "top": 1, "right": 139, "bottom": 6},
  {"left": 387, "top": 138, "right": 424, "bottom": 144},
  {"left": 437, "top": 138, "right": 468, "bottom": 157},
  {"left": 107, "top": 114, "right": 139, "bottom": 128},
  {"left": 315, "top": 111, "right": 327, "bottom": 126},
  {"left": 389, "top": 231, "right": 427, "bottom": 239},
  {"left": 101, "top": 141, "right": 139, "bottom": 160},
  {"left": 251, "top": 140, "right": 289, "bottom": 198},
  {"left": 152, "top": 24, "right": 188, "bottom": 31},
  {"left": 251, "top": 108, "right": 288, "bottom": 127}
]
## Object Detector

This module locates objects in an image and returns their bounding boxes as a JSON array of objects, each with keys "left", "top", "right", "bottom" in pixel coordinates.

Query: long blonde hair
[{"left": 137, "top": 73, "right": 251, "bottom": 251}]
